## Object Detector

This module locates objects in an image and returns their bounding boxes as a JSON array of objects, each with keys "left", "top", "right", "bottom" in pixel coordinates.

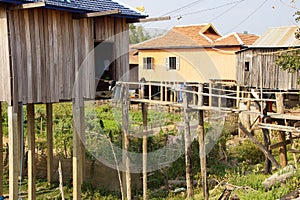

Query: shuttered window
[
  {"left": 166, "top": 56, "right": 180, "bottom": 70},
  {"left": 143, "top": 57, "right": 153, "bottom": 69}
]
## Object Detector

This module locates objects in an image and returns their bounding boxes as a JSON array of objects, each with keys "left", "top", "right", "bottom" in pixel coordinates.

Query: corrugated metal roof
[
  {"left": 253, "top": 26, "right": 300, "bottom": 47},
  {"left": 0, "top": 0, "right": 147, "bottom": 18}
]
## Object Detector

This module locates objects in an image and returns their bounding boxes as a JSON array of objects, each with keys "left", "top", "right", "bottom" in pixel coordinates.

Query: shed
[
  {"left": 0, "top": 0, "right": 146, "bottom": 199},
  {"left": 236, "top": 26, "right": 300, "bottom": 90}
]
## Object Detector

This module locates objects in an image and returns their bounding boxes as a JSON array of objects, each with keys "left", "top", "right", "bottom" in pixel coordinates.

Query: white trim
[
  {"left": 215, "top": 32, "right": 244, "bottom": 45},
  {"left": 199, "top": 32, "right": 213, "bottom": 44}
]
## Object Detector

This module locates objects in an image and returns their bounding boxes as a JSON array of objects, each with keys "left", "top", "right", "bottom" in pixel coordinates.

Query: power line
[
  {"left": 209, "top": 0, "right": 246, "bottom": 22},
  {"left": 161, "top": 0, "right": 206, "bottom": 16},
  {"left": 226, "top": 0, "right": 269, "bottom": 33},
  {"left": 177, "top": 0, "right": 246, "bottom": 17}
]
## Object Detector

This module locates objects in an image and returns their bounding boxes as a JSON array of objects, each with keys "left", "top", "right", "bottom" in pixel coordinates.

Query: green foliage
[{"left": 129, "top": 24, "right": 151, "bottom": 44}]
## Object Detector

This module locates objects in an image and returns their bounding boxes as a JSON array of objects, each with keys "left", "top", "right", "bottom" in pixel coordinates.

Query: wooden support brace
[
  {"left": 239, "top": 123, "right": 280, "bottom": 169},
  {"left": 73, "top": 9, "right": 121, "bottom": 19},
  {"left": 269, "top": 140, "right": 292, "bottom": 150},
  {"left": 10, "top": 2, "right": 46, "bottom": 10},
  {"left": 142, "top": 103, "right": 148, "bottom": 200}
]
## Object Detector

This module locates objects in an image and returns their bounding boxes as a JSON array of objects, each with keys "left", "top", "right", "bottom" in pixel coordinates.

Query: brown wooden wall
[
  {"left": 0, "top": 7, "right": 11, "bottom": 103},
  {"left": 0, "top": 7, "right": 130, "bottom": 104},
  {"left": 236, "top": 49, "right": 300, "bottom": 90}
]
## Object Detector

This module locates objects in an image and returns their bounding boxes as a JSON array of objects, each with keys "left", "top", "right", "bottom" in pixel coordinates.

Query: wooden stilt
[
  {"left": 183, "top": 91, "right": 193, "bottom": 199},
  {"left": 236, "top": 85, "right": 240, "bottom": 108},
  {"left": 164, "top": 82, "right": 168, "bottom": 102},
  {"left": 142, "top": 102, "right": 148, "bottom": 200},
  {"left": 73, "top": 103, "right": 84, "bottom": 200},
  {"left": 149, "top": 82, "right": 152, "bottom": 101},
  {"left": 122, "top": 84, "right": 131, "bottom": 200},
  {"left": 276, "top": 93, "right": 287, "bottom": 167},
  {"left": 8, "top": 105, "right": 20, "bottom": 200},
  {"left": 160, "top": 82, "right": 163, "bottom": 101},
  {"left": 0, "top": 102, "right": 3, "bottom": 196},
  {"left": 198, "top": 110, "right": 209, "bottom": 200},
  {"left": 46, "top": 103, "right": 54, "bottom": 184},
  {"left": 27, "top": 104, "right": 36, "bottom": 200}
]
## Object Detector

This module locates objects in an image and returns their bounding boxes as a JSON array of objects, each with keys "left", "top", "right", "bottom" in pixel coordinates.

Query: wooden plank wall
[
  {"left": 8, "top": 8, "right": 95, "bottom": 104},
  {"left": 236, "top": 49, "right": 300, "bottom": 90},
  {"left": 0, "top": 7, "right": 11, "bottom": 102},
  {"left": 95, "top": 17, "right": 129, "bottom": 81}
]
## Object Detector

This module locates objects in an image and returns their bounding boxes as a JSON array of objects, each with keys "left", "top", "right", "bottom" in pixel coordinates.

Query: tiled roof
[
  {"left": 252, "top": 26, "right": 300, "bottom": 47},
  {"left": 134, "top": 23, "right": 259, "bottom": 49},
  {"left": 215, "top": 33, "right": 259, "bottom": 46},
  {"left": 0, "top": 0, "right": 147, "bottom": 18}
]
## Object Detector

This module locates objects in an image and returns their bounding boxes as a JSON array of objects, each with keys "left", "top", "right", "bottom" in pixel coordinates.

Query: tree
[{"left": 129, "top": 24, "right": 151, "bottom": 44}]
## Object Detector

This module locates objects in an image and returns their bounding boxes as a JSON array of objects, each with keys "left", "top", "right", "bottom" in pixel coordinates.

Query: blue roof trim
[{"left": 0, "top": 0, "right": 147, "bottom": 19}]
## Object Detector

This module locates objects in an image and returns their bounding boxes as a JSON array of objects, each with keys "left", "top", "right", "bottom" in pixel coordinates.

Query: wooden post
[
  {"left": 149, "top": 82, "right": 152, "bottom": 101},
  {"left": 236, "top": 85, "right": 240, "bottom": 108},
  {"left": 46, "top": 103, "right": 54, "bottom": 184},
  {"left": 27, "top": 104, "right": 36, "bottom": 200},
  {"left": 122, "top": 84, "right": 131, "bottom": 200},
  {"left": 73, "top": 104, "right": 84, "bottom": 200},
  {"left": 165, "top": 82, "right": 168, "bottom": 102},
  {"left": 142, "top": 102, "right": 148, "bottom": 200},
  {"left": 8, "top": 105, "right": 20, "bottom": 200},
  {"left": 276, "top": 93, "right": 287, "bottom": 167},
  {"left": 160, "top": 82, "right": 163, "bottom": 101},
  {"left": 183, "top": 91, "right": 194, "bottom": 199},
  {"left": 246, "top": 92, "right": 252, "bottom": 134},
  {"left": 198, "top": 84, "right": 203, "bottom": 106},
  {"left": 198, "top": 110, "right": 209, "bottom": 200},
  {"left": 0, "top": 102, "right": 3, "bottom": 197},
  {"left": 209, "top": 82, "right": 213, "bottom": 107}
]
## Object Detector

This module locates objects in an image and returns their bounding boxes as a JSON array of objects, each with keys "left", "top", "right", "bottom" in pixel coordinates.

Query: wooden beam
[
  {"left": 73, "top": 9, "right": 121, "bottom": 19},
  {"left": 198, "top": 110, "right": 209, "bottom": 200},
  {"left": 27, "top": 104, "right": 36, "bottom": 200},
  {"left": 270, "top": 140, "right": 292, "bottom": 150},
  {"left": 46, "top": 103, "right": 54, "bottom": 184},
  {"left": 10, "top": 2, "right": 46, "bottom": 10},
  {"left": 128, "top": 16, "right": 171, "bottom": 23},
  {"left": 8, "top": 106, "right": 20, "bottom": 200}
]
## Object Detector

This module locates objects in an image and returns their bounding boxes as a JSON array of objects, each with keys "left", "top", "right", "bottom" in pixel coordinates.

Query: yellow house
[{"left": 133, "top": 23, "right": 259, "bottom": 84}]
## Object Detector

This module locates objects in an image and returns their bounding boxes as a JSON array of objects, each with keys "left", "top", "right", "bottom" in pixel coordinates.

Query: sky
[{"left": 120, "top": 0, "right": 300, "bottom": 36}]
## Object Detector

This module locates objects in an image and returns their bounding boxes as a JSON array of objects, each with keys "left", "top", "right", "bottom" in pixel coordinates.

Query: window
[
  {"left": 245, "top": 61, "right": 250, "bottom": 71},
  {"left": 143, "top": 57, "right": 153, "bottom": 69},
  {"left": 166, "top": 56, "right": 180, "bottom": 70}
]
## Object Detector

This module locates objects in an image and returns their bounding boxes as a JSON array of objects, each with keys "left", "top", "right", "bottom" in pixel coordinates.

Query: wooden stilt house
[{"left": 0, "top": 0, "right": 146, "bottom": 199}]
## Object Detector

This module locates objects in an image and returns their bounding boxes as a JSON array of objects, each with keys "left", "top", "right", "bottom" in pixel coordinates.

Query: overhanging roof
[{"left": 0, "top": 0, "right": 147, "bottom": 19}]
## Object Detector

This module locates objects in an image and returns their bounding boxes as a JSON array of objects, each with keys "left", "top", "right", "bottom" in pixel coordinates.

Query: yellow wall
[{"left": 138, "top": 48, "right": 239, "bottom": 83}]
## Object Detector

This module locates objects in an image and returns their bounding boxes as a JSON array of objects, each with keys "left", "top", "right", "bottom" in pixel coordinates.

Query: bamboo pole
[{"left": 183, "top": 91, "right": 193, "bottom": 199}]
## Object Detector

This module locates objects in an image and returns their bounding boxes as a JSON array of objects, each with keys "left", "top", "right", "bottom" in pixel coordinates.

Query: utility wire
[
  {"left": 177, "top": 0, "right": 247, "bottom": 17},
  {"left": 209, "top": 0, "right": 246, "bottom": 22},
  {"left": 161, "top": 0, "right": 206, "bottom": 16},
  {"left": 226, "top": 0, "right": 269, "bottom": 33}
]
